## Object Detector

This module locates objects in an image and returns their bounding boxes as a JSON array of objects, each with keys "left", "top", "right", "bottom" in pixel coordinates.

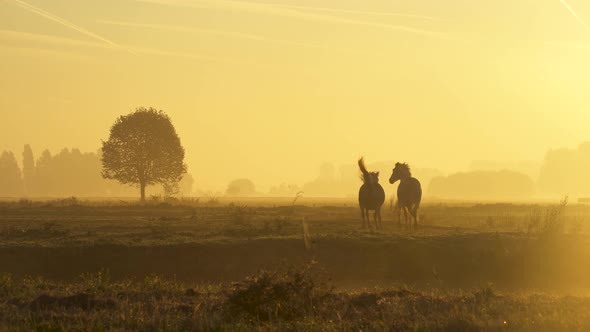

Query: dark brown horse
[
  {"left": 358, "top": 157, "right": 385, "bottom": 229},
  {"left": 389, "top": 162, "right": 422, "bottom": 226}
]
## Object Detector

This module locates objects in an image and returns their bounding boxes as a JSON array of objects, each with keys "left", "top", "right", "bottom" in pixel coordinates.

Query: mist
[
  {"left": 2, "top": 142, "right": 589, "bottom": 200},
  {"left": 2, "top": 0, "right": 590, "bottom": 330},
  {"left": 2, "top": 0, "right": 590, "bottom": 193}
]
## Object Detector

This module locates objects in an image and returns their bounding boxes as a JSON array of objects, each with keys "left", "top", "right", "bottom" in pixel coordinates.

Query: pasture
[{"left": 1, "top": 197, "right": 590, "bottom": 330}]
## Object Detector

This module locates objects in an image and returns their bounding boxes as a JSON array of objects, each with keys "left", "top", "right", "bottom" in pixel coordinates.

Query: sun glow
[{"left": 1, "top": 0, "right": 589, "bottom": 193}]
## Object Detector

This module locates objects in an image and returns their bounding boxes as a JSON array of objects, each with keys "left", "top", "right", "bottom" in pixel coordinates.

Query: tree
[
  {"left": 428, "top": 170, "right": 534, "bottom": 200},
  {"left": 0, "top": 151, "right": 24, "bottom": 197},
  {"left": 101, "top": 107, "right": 187, "bottom": 202},
  {"left": 538, "top": 143, "right": 590, "bottom": 197},
  {"left": 226, "top": 178, "right": 256, "bottom": 197},
  {"left": 158, "top": 173, "right": 194, "bottom": 199},
  {"left": 47, "top": 148, "right": 107, "bottom": 197},
  {"left": 22, "top": 144, "right": 35, "bottom": 195},
  {"left": 178, "top": 173, "right": 195, "bottom": 195},
  {"left": 34, "top": 150, "right": 53, "bottom": 196}
]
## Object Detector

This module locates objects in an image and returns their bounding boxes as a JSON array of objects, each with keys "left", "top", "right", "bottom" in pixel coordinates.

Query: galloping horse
[
  {"left": 358, "top": 157, "right": 385, "bottom": 229},
  {"left": 389, "top": 163, "right": 422, "bottom": 226}
]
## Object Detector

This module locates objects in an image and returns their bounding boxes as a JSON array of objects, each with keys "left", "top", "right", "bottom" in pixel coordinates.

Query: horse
[
  {"left": 389, "top": 162, "right": 422, "bottom": 226},
  {"left": 358, "top": 157, "right": 385, "bottom": 229}
]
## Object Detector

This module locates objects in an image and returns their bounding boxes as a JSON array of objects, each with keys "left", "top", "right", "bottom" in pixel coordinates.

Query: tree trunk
[{"left": 140, "top": 182, "right": 146, "bottom": 203}]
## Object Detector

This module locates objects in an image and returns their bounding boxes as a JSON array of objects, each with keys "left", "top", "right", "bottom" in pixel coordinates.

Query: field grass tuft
[{"left": 1, "top": 198, "right": 590, "bottom": 329}]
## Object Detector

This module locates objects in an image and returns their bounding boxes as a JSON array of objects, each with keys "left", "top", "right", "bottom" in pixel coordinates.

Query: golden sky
[{"left": 1, "top": 0, "right": 590, "bottom": 191}]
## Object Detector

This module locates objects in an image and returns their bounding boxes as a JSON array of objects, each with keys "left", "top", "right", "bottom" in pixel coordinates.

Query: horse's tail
[
  {"left": 414, "top": 179, "right": 423, "bottom": 208},
  {"left": 358, "top": 157, "right": 371, "bottom": 184}
]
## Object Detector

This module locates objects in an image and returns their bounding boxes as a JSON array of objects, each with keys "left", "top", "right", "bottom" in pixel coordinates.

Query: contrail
[
  {"left": 98, "top": 20, "right": 387, "bottom": 56},
  {"left": 138, "top": 0, "right": 451, "bottom": 39},
  {"left": 0, "top": 29, "right": 267, "bottom": 67},
  {"left": 0, "top": 29, "right": 109, "bottom": 49},
  {"left": 0, "top": 43, "right": 97, "bottom": 61},
  {"left": 98, "top": 20, "right": 321, "bottom": 47},
  {"left": 269, "top": 4, "right": 450, "bottom": 22},
  {"left": 6, "top": 0, "right": 134, "bottom": 53},
  {"left": 559, "top": 0, "right": 590, "bottom": 33}
]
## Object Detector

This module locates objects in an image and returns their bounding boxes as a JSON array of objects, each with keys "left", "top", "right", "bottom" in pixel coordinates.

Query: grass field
[{"left": 1, "top": 197, "right": 590, "bottom": 330}]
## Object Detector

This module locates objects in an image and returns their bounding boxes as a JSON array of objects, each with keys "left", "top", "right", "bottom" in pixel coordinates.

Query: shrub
[
  {"left": 229, "top": 204, "right": 255, "bottom": 224},
  {"left": 527, "top": 196, "right": 568, "bottom": 238},
  {"left": 225, "top": 264, "right": 332, "bottom": 321},
  {"left": 80, "top": 269, "right": 111, "bottom": 293},
  {"left": 0, "top": 274, "right": 13, "bottom": 296}
]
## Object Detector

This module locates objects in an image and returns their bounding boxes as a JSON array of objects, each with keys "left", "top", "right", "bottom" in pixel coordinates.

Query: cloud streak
[
  {"left": 265, "top": 3, "right": 450, "bottom": 22},
  {"left": 0, "top": 29, "right": 108, "bottom": 49},
  {"left": 130, "top": 45, "right": 273, "bottom": 67},
  {"left": 98, "top": 20, "right": 318, "bottom": 47},
  {"left": 0, "top": 43, "right": 97, "bottom": 61},
  {"left": 559, "top": 0, "right": 590, "bottom": 34},
  {"left": 137, "top": 0, "right": 451, "bottom": 39},
  {"left": 5, "top": 0, "right": 134, "bottom": 53},
  {"left": 0, "top": 29, "right": 268, "bottom": 67},
  {"left": 97, "top": 20, "right": 385, "bottom": 56}
]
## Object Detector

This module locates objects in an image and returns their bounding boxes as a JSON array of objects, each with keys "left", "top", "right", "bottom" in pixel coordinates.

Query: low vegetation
[
  {"left": 0, "top": 198, "right": 589, "bottom": 330},
  {"left": 1, "top": 266, "right": 590, "bottom": 331}
]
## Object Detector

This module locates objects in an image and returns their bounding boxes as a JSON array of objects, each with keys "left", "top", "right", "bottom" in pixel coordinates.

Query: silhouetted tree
[
  {"left": 161, "top": 180, "right": 180, "bottom": 199},
  {"left": 302, "top": 162, "right": 344, "bottom": 197},
  {"left": 319, "top": 162, "right": 336, "bottom": 181},
  {"left": 0, "top": 151, "right": 24, "bottom": 197},
  {"left": 428, "top": 170, "right": 534, "bottom": 200},
  {"left": 101, "top": 108, "right": 187, "bottom": 202},
  {"left": 178, "top": 173, "right": 195, "bottom": 195},
  {"left": 538, "top": 142, "right": 590, "bottom": 197},
  {"left": 226, "top": 178, "right": 256, "bottom": 197},
  {"left": 33, "top": 150, "right": 53, "bottom": 196},
  {"left": 22, "top": 144, "right": 35, "bottom": 195},
  {"left": 43, "top": 148, "right": 108, "bottom": 197}
]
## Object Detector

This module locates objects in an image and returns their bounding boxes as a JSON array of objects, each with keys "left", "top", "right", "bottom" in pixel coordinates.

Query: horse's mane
[{"left": 395, "top": 162, "right": 412, "bottom": 177}]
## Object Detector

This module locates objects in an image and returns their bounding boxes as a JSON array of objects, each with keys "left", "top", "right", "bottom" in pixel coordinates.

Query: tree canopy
[
  {"left": 0, "top": 151, "right": 24, "bottom": 197},
  {"left": 226, "top": 178, "right": 256, "bottom": 197},
  {"left": 101, "top": 107, "right": 187, "bottom": 201},
  {"left": 428, "top": 170, "right": 534, "bottom": 200},
  {"left": 22, "top": 144, "right": 34, "bottom": 195}
]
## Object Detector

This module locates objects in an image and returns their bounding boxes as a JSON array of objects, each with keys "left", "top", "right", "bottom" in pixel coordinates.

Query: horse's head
[
  {"left": 389, "top": 162, "right": 411, "bottom": 184},
  {"left": 370, "top": 171, "right": 380, "bottom": 183}
]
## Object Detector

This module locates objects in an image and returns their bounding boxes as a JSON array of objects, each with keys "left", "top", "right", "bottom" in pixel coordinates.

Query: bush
[
  {"left": 225, "top": 264, "right": 332, "bottom": 321},
  {"left": 229, "top": 204, "right": 255, "bottom": 224},
  {"left": 80, "top": 269, "right": 111, "bottom": 293},
  {"left": 527, "top": 196, "right": 568, "bottom": 238},
  {"left": 0, "top": 274, "right": 13, "bottom": 296}
]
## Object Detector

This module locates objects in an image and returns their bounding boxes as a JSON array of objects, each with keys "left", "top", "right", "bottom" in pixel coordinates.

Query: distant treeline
[
  {"left": 268, "top": 142, "right": 590, "bottom": 200},
  {"left": 428, "top": 170, "right": 534, "bottom": 200},
  {"left": 0, "top": 145, "right": 193, "bottom": 198},
  {"left": 1, "top": 142, "right": 589, "bottom": 199},
  {"left": 424, "top": 142, "right": 590, "bottom": 200},
  {"left": 286, "top": 161, "right": 443, "bottom": 198}
]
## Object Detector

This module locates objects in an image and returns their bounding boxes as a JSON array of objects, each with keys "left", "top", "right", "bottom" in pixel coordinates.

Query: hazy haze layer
[{"left": 1, "top": 0, "right": 590, "bottom": 191}]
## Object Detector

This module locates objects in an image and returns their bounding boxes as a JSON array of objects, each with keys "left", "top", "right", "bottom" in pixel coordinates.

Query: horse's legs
[
  {"left": 403, "top": 207, "right": 409, "bottom": 226},
  {"left": 360, "top": 207, "right": 366, "bottom": 228},
  {"left": 365, "top": 209, "right": 371, "bottom": 229},
  {"left": 375, "top": 208, "right": 381, "bottom": 228},
  {"left": 396, "top": 205, "right": 402, "bottom": 225},
  {"left": 412, "top": 207, "right": 419, "bottom": 227},
  {"left": 374, "top": 209, "right": 382, "bottom": 229}
]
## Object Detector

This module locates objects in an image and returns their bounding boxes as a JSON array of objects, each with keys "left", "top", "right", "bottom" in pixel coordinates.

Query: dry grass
[
  {"left": 1, "top": 267, "right": 590, "bottom": 331},
  {"left": 0, "top": 198, "right": 590, "bottom": 329}
]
